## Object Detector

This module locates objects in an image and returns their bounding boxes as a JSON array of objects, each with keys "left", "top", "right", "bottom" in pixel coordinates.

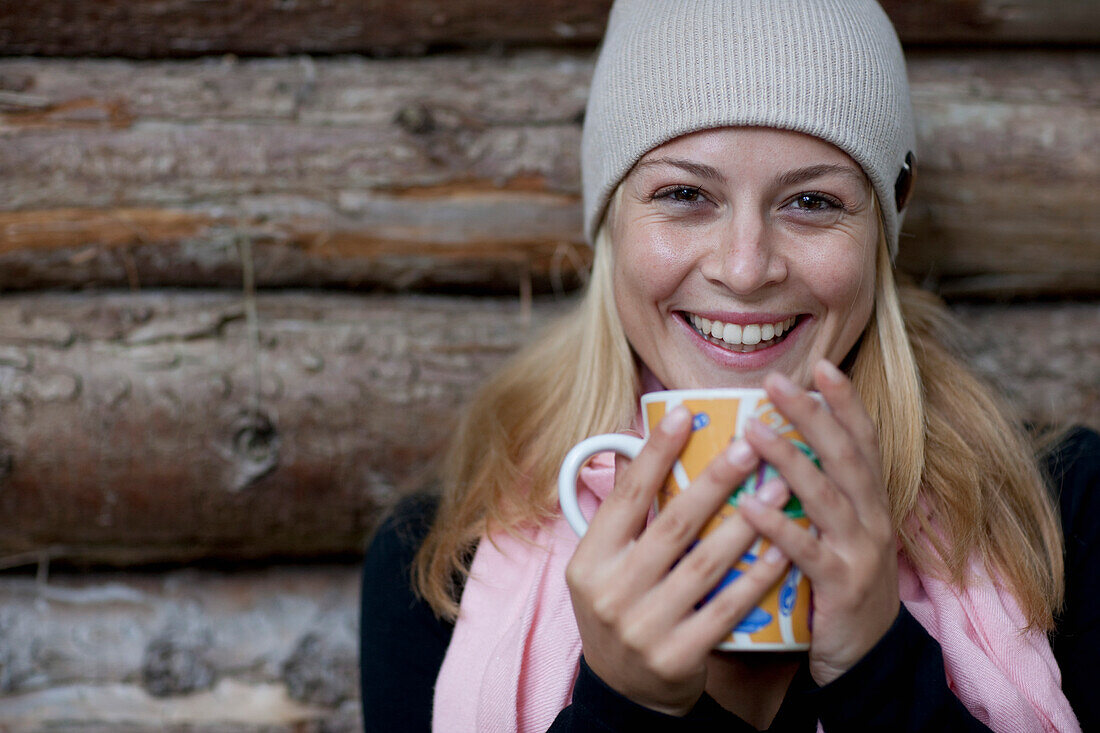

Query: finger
[
  {"left": 739, "top": 488, "right": 831, "bottom": 582},
  {"left": 625, "top": 436, "right": 762, "bottom": 590},
  {"left": 808, "top": 361, "right": 890, "bottom": 524},
  {"left": 612, "top": 452, "right": 648, "bottom": 537},
  {"left": 762, "top": 372, "right": 884, "bottom": 520},
  {"left": 745, "top": 418, "right": 858, "bottom": 539},
  {"left": 812, "top": 359, "right": 886, "bottom": 483},
  {"left": 587, "top": 406, "right": 692, "bottom": 550},
  {"left": 639, "top": 478, "right": 791, "bottom": 629},
  {"left": 671, "top": 529, "right": 791, "bottom": 656}
]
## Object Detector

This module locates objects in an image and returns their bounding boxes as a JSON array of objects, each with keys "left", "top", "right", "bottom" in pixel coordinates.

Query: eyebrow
[
  {"left": 776, "top": 164, "right": 867, "bottom": 189},
  {"left": 634, "top": 157, "right": 728, "bottom": 185},
  {"left": 634, "top": 158, "right": 866, "bottom": 189}
]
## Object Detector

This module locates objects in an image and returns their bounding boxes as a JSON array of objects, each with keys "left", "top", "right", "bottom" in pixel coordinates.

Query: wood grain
[
  {"left": 1, "top": 50, "right": 1096, "bottom": 299},
  {"left": 0, "top": 291, "right": 568, "bottom": 563},
  {"left": 0, "top": 291, "right": 1095, "bottom": 563},
  {"left": 0, "top": 566, "right": 359, "bottom": 729},
  {"left": 0, "top": 0, "right": 1097, "bottom": 58}
]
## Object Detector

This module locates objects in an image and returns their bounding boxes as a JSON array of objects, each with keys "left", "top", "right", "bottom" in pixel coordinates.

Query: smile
[{"left": 683, "top": 313, "right": 799, "bottom": 353}]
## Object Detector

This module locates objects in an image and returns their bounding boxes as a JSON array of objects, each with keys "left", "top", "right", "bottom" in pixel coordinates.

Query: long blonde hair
[
  {"left": 851, "top": 241, "right": 1064, "bottom": 628},
  {"left": 414, "top": 210, "right": 1064, "bottom": 629},
  {"left": 413, "top": 228, "right": 637, "bottom": 619}
]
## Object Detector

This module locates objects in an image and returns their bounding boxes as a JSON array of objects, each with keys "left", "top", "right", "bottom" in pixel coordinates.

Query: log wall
[
  {"left": 1, "top": 2, "right": 1097, "bottom": 730},
  {"left": 1, "top": 49, "right": 1097, "bottom": 298},
  {"left": 0, "top": 292, "right": 1095, "bottom": 565},
  {"left": 0, "top": 292, "right": 571, "bottom": 563},
  {"left": 1, "top": 0, "right": 1098, "bottom": 57},
  {"left": 0, "top": 567, "right": 361, "bottom": 731}
]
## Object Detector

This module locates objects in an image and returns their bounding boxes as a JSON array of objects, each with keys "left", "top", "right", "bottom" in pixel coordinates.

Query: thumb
[{"left": 613, "top": 427, "right": 644, "bottom": 477}]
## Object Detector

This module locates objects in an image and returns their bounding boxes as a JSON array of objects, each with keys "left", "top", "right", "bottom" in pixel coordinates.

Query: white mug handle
[{"left": 558, "top": 433, "right": 645, "bottom": 537}]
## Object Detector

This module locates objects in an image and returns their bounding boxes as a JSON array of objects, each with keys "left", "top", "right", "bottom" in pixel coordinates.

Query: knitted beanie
[{"left": 581, "top": 0, "right": 917, "bottom": 257}]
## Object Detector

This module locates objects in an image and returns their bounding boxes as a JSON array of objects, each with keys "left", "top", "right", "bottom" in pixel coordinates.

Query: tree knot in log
[
  {"left": 281, "top": 631, "right": 357, "bottom": 708},
  {"left": 141, "top": 632, "right": 216, "bottom": 698},
  {"left": 394, "top": 103, "right": 436, "bottom": 135},
  {"left": 227, "top": 411, "right": 280, "bottom": 492}
]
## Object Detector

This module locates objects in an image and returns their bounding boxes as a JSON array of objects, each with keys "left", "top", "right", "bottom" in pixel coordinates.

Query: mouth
[{"left": 681, "top": 312, "right": 802, "bottom": 353}]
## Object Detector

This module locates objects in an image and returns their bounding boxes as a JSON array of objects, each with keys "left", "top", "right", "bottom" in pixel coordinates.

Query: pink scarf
[{"left": 433, "top": 456, "right": 1079, "bottom": 733}]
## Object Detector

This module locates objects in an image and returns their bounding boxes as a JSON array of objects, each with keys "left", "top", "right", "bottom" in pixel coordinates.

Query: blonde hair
[
  {"left": 413, "top": 225, "right": 637, "bottom": 619},
  {"left": 414, "top": 205, "right": 1064, "bottom": 629},
  {"left": 851, "top": 240, "right": 1064, "bottom": 629}
]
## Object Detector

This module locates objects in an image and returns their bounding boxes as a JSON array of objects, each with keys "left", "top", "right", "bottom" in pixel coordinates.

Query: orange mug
[{"left": 558, "top": 388, "right": 817, "bottom": 651}]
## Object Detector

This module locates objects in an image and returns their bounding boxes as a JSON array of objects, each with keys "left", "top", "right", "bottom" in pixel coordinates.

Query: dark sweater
[{"left": 360, "top": 427, "right": 1099, "bottom": 731}]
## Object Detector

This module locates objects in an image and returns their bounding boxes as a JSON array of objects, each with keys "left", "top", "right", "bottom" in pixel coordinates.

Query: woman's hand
[
  {"left": 565, "top": 406, "right": 793, "bottom": 716},
  {"left": 739, "top": 359, "right": 900, "bottom": 686}
]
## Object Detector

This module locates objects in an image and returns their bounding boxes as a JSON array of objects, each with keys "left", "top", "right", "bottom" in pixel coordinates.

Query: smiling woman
[
  {"left": 360, "top": 1, "right": 1094, "bottom": 731},
  {"left": 610, "top": 128, "right": 878, "bottom": 390}
]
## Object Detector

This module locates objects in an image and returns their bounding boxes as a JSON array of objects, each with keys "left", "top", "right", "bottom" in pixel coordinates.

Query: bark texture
[
  {"left": 0, "top": 291, "right": 1096, "bottom": 564},
  {"left": 0, "top": 0, "right": 1097, "bottom": 57},
  {"left": 1, "top": 50, "right": 1097, "bottom": 299},
  {"left": 0, "top": 566, "right": 360, "bottom": 731},
  {"left": 0, "top": 291, "right": 569, "bottom": 564}
]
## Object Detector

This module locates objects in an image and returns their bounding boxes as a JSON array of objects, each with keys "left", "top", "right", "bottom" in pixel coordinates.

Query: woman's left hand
[{"left": 738, "top": 358, "right": 900, "bottom": 686}]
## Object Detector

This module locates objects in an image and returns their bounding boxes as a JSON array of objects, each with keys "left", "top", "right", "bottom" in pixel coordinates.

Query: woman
[{"left": 361, "top": 1, "right": 1096, "bottom": 730}]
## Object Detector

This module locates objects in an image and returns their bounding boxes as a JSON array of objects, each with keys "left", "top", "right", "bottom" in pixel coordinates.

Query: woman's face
[{"left": 610, "top": 127, "right": 879, "bottom": 390}]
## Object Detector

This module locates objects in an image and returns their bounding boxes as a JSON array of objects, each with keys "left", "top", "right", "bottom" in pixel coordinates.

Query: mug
[{"left": 558, "top": 388, "right": 817, "bottom": 651}]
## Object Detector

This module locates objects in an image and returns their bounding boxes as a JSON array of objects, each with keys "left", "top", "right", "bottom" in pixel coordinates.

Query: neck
[{"left": 705, "top": 651, "right": 803, "bottom": 729}]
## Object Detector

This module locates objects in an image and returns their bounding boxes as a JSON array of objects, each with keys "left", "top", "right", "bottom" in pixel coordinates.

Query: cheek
[
  {"left": 824, "top": 255, "right": 874, "bottom": 314},
  {"left": 798, "top": 227, "right": 876, "bottom": 309},
  {"left": 817, "top": 245, "right": 877, "bottom": 357},
  {"left": 613, "top": 227, "right": 694, "bottom": 302}
]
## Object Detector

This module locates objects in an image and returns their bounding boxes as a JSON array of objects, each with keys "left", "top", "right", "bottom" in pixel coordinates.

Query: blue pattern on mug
[
  {"left": 734, "top": 606, "right": 774, "bottom": 634},
  {"left": 692, "top": 412, "right": 709, "bottom": 431},
  {"left": 701, "top": 553, "right": 774, "bottom": 634},
  {"left": 701, "top": 552, "right": 753, "bottom": 606},
  {"left": 779, "top": 567, "right": 800, "bottom": 616}
]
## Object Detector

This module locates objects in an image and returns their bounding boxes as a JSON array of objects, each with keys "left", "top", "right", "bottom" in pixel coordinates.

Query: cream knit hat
[{"left": 581, "top": 0, "right": 916, "bottom": 257}]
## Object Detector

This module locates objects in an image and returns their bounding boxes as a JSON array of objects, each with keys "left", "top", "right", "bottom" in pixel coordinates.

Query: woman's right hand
[{"left": 564, "top": 406, "right": 793, "bottom": 716}]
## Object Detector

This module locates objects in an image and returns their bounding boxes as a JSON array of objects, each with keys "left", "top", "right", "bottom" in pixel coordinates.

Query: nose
[{"left": 698, "top": 210, "right": 787, "bottom": 295}]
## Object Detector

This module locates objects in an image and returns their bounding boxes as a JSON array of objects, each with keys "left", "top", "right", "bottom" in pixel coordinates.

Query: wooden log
[
  {"left": 0, "top": 291, "right": 1096, "bottom": 564},
  {"left": 899, "top": 49, "right": 1100, "bottom": 299},
  {"left": 0, "top": 566, "right": 360, "bottom": 730},
  {"left": 0, "top": 50, "right": 1096, "bottom": 299},
  {"left": 0, "top": 291, "right": 570, "bottom": 564},
  {"left": 951, "top": 302, "right": 1100, "bottom": 428},
  {"left": 0, "top": 206, "right": 592, "bottom": 296},
  {"left": 0, "top": 0, "right": 1097, "bottom": 58},
  {"left": 880, "top": 0, "right": 1100, "bottom": 45},
  {"left": 0, "top": 52, "right": 591, "bottom": 295}
]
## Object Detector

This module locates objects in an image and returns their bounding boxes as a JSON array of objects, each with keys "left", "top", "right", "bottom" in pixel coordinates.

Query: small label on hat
[{"left": 895, "top": 151, "right": 916, "bottom": 212}]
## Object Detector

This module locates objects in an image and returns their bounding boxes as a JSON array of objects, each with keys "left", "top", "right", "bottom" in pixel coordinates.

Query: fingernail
[
  {"left": 661, "top": 406, "right": 691, "bottom": 434},
  {"left": 770, "top": 373, "right": 800, "bottom": 397},
  {"left": 748, "top": 419, "right": 776, "bottom": 441},
  {"left": 763, "top": 545, "right": 786, "bottom": 564},
  {"left": 726, "top": 439, "right": 753, "bottom": 466},
  {"left": 756, "top": 477, "right": 788, "bottom": 506},
  {"left": 818, "top": 359, "right": 844, "bottom": 385}
]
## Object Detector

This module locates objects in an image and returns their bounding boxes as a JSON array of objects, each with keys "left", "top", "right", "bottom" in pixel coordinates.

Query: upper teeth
[{"left": 688, "top": 314, "right": 796, "bottom": 346}]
